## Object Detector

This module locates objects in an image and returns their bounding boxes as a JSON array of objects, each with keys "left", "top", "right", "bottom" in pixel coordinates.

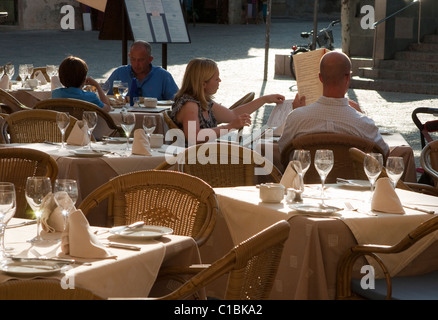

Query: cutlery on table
[
  {"left": 11, "top": 257, "right": 92, "bottom": 266},
  {"left": 344, "top": 201, "right": 377, "bottom": 216},
  {"left": 105, "top": 242, "right": 141, "bottom": 251},
  {"left": 6, "top": 220, "right": 37, "bottom": 229},
  {"left": 402, "top": 205, "right": 435, "bottom": 214}
]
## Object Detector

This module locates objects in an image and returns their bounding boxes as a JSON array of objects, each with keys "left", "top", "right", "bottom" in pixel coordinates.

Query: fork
[{"left": 344, "top": 201, "right": 377, "bottom": 216}]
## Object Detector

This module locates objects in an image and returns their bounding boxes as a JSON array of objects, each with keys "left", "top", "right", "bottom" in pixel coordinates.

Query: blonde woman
[{"left": 170, "top": 58, "right": 285, "bottom": 145}]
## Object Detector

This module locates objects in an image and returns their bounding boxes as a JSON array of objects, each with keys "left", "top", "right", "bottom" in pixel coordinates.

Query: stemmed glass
[
  {"left": 0, "top": 65, "right": 4, "bottom": 79},
  {"left": 121, "top": 111, "right": 136, "bottom": 151},
  {"left": 5, "top": 63, "right": 14, "bottom": 80},
  {"left": 83, "top": 111, "right": 97, "bottom": 150},
  {"left": 291, "top": 149, "right": 311, "bottom": 192},
  {"left": 18, "top": 64, "right": 27, "bottom": 86},
  {"left": 46, "top": 65, "right": 57, "bottom": 79},
  {"left": 364, "top": 153, "right": 383, "bottom": 196},
  {"left": 0, "top": 183, "right": 16, "bottom": 260},
  {"left": 53, "top": 179, "right": 78, "bottom": 231},
  {"left": 27, "top": 64, "right": 34, "bottom": 80},
  {"left": 314, "top": 149, "right": 334, "bottom": 203},
  {"left": 56, "top": 112, "right": 70, "bottom": 150},
  {"left": 25, "top": 176, "right": 52, "bottom": 243},
  {"left": 143, "top": 116, "right": 156, "bottom": 140},
  {"left": 386, "top": 156, "right": 404, "bottom": 189}
]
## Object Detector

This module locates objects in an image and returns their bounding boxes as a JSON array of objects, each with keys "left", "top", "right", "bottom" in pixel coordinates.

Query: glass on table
[
  {"left": 53, "top": 179, "right": 78, "bottom": 231},
  {"left": 142, "top": 115, "right": 157, "bottom": 138},
  {"left": 314, "top": 149, "right": 334, "bottom": 203},
  {"left": 83, "top": 111, "right": 97, "bottom": 150},
  {"left": 118, "top": 82, "right": 129, "bottom": 106},
  {"left": 291, "top": 149, "right": 311, "bottom": 192},
  {"left": 46, "top": 65, "right": 57, "bottom": 79},
  {"left": 56, "top": 112, "right": 70, "bottom": 150},
  {"left": 0, "top": 182, "right": 16, "bottom": 260},
  {"left": 25, "top": 176, "right": 52, "bottom": 243},
  {"left": 0, "top": 65, "right": 4, "bottom": 79},
  {"left": 386, "top": 156, "right": 404, "bottom": 188},
  {"left": 27, "top": 64, "right": 34, "bottom": 80},
  {"left": 5, "top": 63, "right": 14, "bottom": 80},
  {"left": 18, "top": 64, "right": 28, "bottom": 86},
  {"left": 364, "top": 152, "right": 383, "bottom": 196},
  {"left": 113, "top": 80, "right": 121, "bottom": 99},
  {"left": 121, "top": 111, "right": 136, "bottom": 151}
]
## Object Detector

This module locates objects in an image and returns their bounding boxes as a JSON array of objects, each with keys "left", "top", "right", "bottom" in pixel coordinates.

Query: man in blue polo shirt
[{"left": 105, "top": 41, "right": 178, "bottom": 101}]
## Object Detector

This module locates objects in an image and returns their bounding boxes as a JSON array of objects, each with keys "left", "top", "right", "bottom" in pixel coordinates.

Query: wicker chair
[
  {"left": 280, "top": 133, "right": 387, "bottom": 184},
  {"left": 0, "top": 116, "right": 7, "bottom": 143},
  {"left": 152, "top": 220, "right": 290, "bottom": 300},
  {"left": 420, "top": 140, "right": 438, "bottom": 188},
  {"left": 78, "top": 170, "right": 217, "bottom": 247},
  {"left": 336, "top": 215, "right": 438, "bottom": 300},
  {"left": 350, "top": 147, "right": 438, "bottom": 196},
  {"left": 0, "top": 88, "right": 31, "bottom": 113},
  {"left": 34, "top": 98, "right": 123, "bottom": 140},
  {"left": 155, "top": 142, "right": 282, "bottom": 187},
  {"left": 6, "top": 109, "right": 77, "bottom": 143},
  {"left": 0, "top": 147, "right": 58, "bottom": 218},
  {"left": 0, "top": 279, "right": 103, "bottom": 300}
]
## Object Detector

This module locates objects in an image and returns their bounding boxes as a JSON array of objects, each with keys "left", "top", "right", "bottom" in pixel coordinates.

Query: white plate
[
  {"left": 71, "top": 150, "right": 104, "bottom": 158},
  {"left": 0, "top": 260, "right": 67, "bottom": 277},
  {"left": 110, "top": 225, "right": 173, "bottom": 240},
  {"left": 336, "top": 179, "right": 371, "bottom": 189},
  {"left": 290, "top": 203, "right": 343, "bottom": 216}
]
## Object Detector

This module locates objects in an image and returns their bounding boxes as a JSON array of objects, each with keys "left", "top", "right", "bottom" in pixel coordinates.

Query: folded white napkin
[
  {"left": 371, "top": 177, "right": 405, "bottom": 214},
  {"left": 0, "top": 75, "right": 9, "bottom": 90},
  {"left": 50, "top": 76, "right": 62, "bottom": 90},
  {"left": 280, "top": 161, "right": 302, "bottom": 190},
  {"left": 61, "top": 209, "right": 115, "bottom": 259},
  {"left": 131, "top": 129, "right": 152, "bottom": 156},
  {"left": 40, "top": 193, "right": 65, "bottom": 233},
  {"left": 33, "top": 70, "right": 47, "bottom": 85},
  {"left": 66, "top": 120, "right": 90, "bottom": 146}
]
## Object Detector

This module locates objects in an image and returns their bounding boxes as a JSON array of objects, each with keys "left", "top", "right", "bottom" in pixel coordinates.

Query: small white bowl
[{"left": 259, "top": 183, "right": 285, "bottom": 203}]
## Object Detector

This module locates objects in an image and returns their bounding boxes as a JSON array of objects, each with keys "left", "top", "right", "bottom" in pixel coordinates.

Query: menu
[
  {"left": 293, "top": 48, "right": 328, "bottom": 106},
  {"left": 124, "top": 0, "right": 190, "bottom": 43}
]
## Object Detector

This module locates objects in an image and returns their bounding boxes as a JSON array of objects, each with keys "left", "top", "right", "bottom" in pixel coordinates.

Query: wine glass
[
  {"left": 386, "top": 156, "right": 404, "bottom": 189},
  {"left": 27, "top": 64, "right": 34, "bottom": 80},
  {"left": 83, "top": 111, "right": 97, "bottom": 150},
  {"left": 25, "top": 176, "right": 52, "bottom": 243},
  {"left": 364, "top": 153, "right": 383, "bottom": 195},
  {"left": 0, "top": 65, "right": 4, "bottom": 79},
  {"left": 121, "top": 111, "right": 136, "bottom": 151},
  {"left": 5, "top": 63, "right": 14, "bottom": 80},
  {"left": 314, "top": 149, "right": 334, "bottom": 202},
  {"left": 56, "top": 112, "right": 70, "bottom": 150},
  {"left": 0, "top": 182, "right": 16, "bottom": 260},
  {"left": 18, "top": 64, "right": 27, "bottom": 86},
  {"left": 113, "top": 80, "right": 121, "bottom": 99},
  {"left": 142, "top": 116, "right": 157, "bottom": 139},
  {"left": 118, "top": 82, "right": 129, "bottom": 105},
  {"left": 46, "top": 64, "right": 57, "bottom": 78},
  {"left": 53, "top": 179, "right": 78, "bottom": 231},
  {"left": 291, "top": 149, "right": 311, "bottom": 192}
]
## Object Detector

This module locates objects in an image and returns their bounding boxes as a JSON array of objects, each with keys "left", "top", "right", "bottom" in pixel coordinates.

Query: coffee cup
[{"left": 144, "top": 97, "right": 157, "bottom": 108}]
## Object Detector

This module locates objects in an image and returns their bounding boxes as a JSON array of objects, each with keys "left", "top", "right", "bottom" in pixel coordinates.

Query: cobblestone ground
[{"left": 1, "top": 18, "right": 438, "bottom": 171}]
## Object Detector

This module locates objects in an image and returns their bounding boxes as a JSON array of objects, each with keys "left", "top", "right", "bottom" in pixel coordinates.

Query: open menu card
[{"left": 293, "top": 48, "right": 328, "bottom": 106}]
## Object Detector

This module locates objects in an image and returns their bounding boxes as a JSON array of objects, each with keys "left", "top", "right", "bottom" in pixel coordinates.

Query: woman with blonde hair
[{"left": 171, "top": 58, "right": 285, "bottom": 145}]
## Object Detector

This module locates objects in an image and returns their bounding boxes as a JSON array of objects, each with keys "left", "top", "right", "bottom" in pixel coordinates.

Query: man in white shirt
[{"left": 278, "top": 51, "right": 389, "bottom": 156}]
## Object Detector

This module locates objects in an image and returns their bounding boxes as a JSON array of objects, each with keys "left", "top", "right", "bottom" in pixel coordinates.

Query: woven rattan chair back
[
  {"left": 420, "top": 140, "right": 438, "bottom": 187},
  {"left": 280, "top": 133, "right": 386, "bottom": 184},
  {"left": 6, "top": 109, "right": 77, "bottom": 143},
  {"left": 0, "top": 116, "right": 7, "bottom": 143},
  {"left": 0, "top": 147, "right": 58, "bottom": 218},
  {"left": 0, "top": 88, "right": 31, "bottom": 113},
  {"left": 79, "top": 170, "right": 218, "bottom": 247},
  {"left": 157, "top": 220, "right": 290, "bottom": 300},
  {"left": 0, "top": 279, "right": 103, "bottom": 300},
  {"left": 155, "top": 142, "right": 282, "bottom": 187},
  {"left": 34, "top": 98, "right": 122, "bottom": 140}
]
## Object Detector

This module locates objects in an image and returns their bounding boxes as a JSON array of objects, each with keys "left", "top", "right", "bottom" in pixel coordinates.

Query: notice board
[{"left": 124, "top": 0, "right": 190, "bottom": 43}]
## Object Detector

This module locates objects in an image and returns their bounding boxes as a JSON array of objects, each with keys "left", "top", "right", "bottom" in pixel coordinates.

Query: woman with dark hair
[{"left": 52, "top": 56, "right": 111, "bottom": 112}]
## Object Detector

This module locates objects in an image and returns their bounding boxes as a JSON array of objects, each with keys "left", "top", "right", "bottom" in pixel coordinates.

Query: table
[
  {"left": 3, "top": 142, "right": 179, "bottom": 226},
  {"left": 7, "top": 88, "right": 51, "bottom": 108},
  {"left": 256, "top": 132, "right": 417, "bottom": 183},
  {"left": 1, "top": 218, "right": 201, "bottom": 299},
  {"left": 200, "top": 184, "right": 438, "bottom": 299}
]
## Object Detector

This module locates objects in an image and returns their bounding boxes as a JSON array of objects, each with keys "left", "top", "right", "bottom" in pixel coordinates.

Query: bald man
[{"left": 278, "top": 51, "right": 389, "bottom": 155}]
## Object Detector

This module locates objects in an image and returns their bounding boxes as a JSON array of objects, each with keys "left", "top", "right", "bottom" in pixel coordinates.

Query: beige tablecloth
[
  {"left": 2, "top": 218, "right": 201, "bottom": 299},
  {"left": 201, "top": 185, "right": 438, "bottom": 299}
]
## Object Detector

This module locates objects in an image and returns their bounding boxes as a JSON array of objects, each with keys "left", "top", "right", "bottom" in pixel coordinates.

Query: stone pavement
[{"left": 1, "top": 18, "right": 438, "bottom": 169}]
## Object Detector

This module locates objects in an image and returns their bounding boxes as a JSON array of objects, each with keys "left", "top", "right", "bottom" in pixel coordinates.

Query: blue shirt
[
  {"left": 51, "top": 87, "right": 105, "bottom": 108},
  {"left": 105, "top": 64, "right": 178, "bottom": 100}
]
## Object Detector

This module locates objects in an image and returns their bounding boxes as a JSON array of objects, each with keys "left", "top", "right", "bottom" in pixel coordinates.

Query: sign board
[{"left": 124, "top": 0, "right": 190, "bottom": 43}]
